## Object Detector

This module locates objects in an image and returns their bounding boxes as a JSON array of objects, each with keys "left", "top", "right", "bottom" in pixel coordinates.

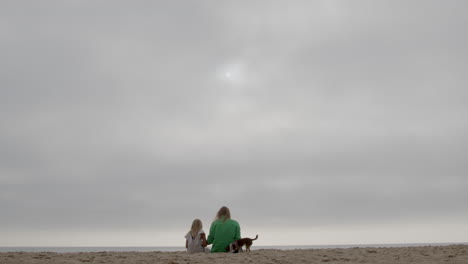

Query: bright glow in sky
[{"left": 218, "top": 62, "right": 246, "bottom": 84}]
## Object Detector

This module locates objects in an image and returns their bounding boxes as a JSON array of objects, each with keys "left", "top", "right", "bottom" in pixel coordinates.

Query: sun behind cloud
[{"left": 217, "top": 62, "right": 246, "bottom": 85}]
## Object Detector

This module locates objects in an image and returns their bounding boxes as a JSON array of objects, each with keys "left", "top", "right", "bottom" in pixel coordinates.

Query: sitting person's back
[
  {"left": 207, "top": 206, "right": 241, "bottom": 252},
  {"left": 185, "top": 219, "right": 208, "bottom": 254}
]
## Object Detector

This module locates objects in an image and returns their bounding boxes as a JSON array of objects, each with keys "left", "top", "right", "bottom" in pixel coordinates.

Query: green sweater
[{"left": 207, "top": 218, "right": 241, "bottom": 252}]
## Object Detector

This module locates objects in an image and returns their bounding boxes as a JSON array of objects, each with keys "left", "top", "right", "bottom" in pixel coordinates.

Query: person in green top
[{"left": 206, "top": 206, "right": 241, "bottom": 252}]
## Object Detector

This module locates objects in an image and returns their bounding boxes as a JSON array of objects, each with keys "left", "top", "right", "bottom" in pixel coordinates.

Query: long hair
[
  {"left": 215, "top": 206, "right": 231, "bottom": 222},
  {"left": 190, "top": 219, "right": 203, "bottom": 238}
]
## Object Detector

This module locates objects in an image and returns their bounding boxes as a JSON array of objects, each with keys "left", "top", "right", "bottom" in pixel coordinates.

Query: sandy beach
[{"left": 1, "top": 245, "right": 467, "bottom": 264}]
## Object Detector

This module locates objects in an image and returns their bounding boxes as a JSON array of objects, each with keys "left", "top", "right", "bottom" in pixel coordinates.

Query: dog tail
[{"left": 252, "top": 235, "right": 258, "bottom": 241}]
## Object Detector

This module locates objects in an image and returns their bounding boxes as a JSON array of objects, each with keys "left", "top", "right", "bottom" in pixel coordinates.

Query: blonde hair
[
  {"left": 190, "top": 219, "right": 203, "bottom": 238},
  {"left": 215, "top": 206, "right": 231, "bottom": 222}
]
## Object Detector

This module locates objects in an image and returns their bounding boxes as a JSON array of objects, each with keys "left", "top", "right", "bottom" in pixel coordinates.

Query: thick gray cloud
[{"left": 1, "top": 1, "right": 467, "bottom": 245}]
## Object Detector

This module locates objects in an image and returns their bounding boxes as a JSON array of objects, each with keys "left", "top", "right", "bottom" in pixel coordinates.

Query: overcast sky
[{"left": 1, "top": 0, "right": 467, "bottom": 247}]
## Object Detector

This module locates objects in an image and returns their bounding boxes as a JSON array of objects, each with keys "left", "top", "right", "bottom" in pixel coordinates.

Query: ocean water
[{"left": 0, "top": 243, "right": 465, "bottom": 253}]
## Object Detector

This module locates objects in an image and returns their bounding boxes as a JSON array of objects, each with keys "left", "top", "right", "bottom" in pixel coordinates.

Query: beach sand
[{"left": 1, "top": 245, "right": 467, "bottom": 264}]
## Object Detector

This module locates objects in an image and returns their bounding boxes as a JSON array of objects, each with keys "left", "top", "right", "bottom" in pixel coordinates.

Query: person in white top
[{"left": 185, "top": 219, "right": 209, "bottom": 253}]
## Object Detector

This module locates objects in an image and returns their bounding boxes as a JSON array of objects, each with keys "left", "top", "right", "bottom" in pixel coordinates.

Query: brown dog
[{"left": 226, "top": 235, "right": 258, "bottom": 253}]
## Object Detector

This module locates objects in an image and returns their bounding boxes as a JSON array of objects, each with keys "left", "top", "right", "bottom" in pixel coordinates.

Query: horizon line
[{"left": 2, "top": 242, "right": 467, "bottom": 248}]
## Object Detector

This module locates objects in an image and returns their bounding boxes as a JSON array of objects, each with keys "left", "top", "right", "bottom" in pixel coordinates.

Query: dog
[{"left": 226, "top": 235, "right": 258, "bottom": 253}]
